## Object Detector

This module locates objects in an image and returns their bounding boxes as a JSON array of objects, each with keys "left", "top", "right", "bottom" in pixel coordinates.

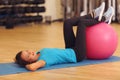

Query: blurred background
[{"left": 0, "top": 0, "right": 120, "bottom": 29}]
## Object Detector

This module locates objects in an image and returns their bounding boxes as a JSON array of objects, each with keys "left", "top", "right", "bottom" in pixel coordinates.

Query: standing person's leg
[{"left": 82, "top": 1, "right": 105, "bottom": 20}]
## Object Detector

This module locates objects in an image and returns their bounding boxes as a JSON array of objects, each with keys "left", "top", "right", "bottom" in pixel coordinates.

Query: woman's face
[{"left": 21, "top": 50, "right": 38, "bottom": 63}]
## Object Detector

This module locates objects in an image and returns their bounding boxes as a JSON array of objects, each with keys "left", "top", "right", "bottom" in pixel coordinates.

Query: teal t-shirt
[{"left": 37, "top": 48, "right": 77, "bottom": 66}]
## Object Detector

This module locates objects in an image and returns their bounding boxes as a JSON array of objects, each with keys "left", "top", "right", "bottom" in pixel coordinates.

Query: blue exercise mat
[{"left": 0, "top": 56, "right": 120, "bottom": 76}]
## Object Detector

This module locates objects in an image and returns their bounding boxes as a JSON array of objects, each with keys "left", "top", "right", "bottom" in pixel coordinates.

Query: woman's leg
[
  {"left": 63, "top": 14, "right": 93, "bottom": 48},
  {"left": 73, "top": 17, "right": 105, "bottom": 62}
]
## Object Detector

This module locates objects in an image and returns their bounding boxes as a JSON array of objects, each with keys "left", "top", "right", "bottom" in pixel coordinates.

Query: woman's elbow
[
  {"left": 26, "top": 65, "right": 37, "bottom": 71},
  {"left": 28, "top": 67, "right": 37, "bottom": 71}
]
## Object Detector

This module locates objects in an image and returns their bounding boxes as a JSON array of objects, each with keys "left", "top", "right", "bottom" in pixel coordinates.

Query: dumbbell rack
[{"left": 0, "top": 0, "right": 45, "bottom": 29}]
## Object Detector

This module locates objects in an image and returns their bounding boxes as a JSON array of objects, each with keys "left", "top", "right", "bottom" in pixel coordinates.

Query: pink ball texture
[{"left": 86, "top": 23, "right": 118, "bottom": 59}]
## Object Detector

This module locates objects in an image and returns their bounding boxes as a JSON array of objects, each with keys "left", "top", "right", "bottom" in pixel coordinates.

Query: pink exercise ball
[{"left": 86, "top": 23, "right": 118, "bottom": 59}]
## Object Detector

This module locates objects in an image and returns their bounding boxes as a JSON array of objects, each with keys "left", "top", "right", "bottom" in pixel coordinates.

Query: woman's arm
[{"left": 25, "top": 60, "right": 46, "bottom": 71}]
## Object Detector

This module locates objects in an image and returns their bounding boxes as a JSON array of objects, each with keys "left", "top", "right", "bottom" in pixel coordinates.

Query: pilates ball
[{"left": 86, "top": 23, "right": 118, "bottom": 59}]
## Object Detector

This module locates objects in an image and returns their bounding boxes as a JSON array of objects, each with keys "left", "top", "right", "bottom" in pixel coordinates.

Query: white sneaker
[
  {"left": 94, "top": 2, "right": 105, "bottom": 21},
  {"left": 103, "top": 6, "right": 114, "bottom": 24}
]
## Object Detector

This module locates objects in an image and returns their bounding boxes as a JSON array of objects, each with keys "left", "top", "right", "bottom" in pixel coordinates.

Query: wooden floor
[{"left": 0, "top": 22, "right": 120, "bottom": 80}]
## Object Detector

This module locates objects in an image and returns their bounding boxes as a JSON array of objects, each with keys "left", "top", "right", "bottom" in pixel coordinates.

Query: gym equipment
[
  {"left": 86, "top": 23, "right": 118, "bottom": 59},
  {"left": 0, "top": 0, "right": 45, "bottom": 29},
  {"left": 0, "top": 56, "right": 120, "bottom": 75}
]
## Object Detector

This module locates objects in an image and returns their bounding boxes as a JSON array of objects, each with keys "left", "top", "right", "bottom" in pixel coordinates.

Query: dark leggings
[{"left": 63, "top": 14, "right": 105, "bottom": 62}]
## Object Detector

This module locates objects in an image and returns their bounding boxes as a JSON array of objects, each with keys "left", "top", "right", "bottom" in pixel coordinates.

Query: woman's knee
[
  {"left": 64, "top": 19, "right": 72, "bottom": 26},
  {"left": 63, "top": 19, "right": 74, "bottom": 31}
]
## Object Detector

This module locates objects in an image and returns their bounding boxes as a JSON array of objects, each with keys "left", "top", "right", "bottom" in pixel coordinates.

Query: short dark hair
[{"left": 15, "top": 51, "right": 31, "bottom": 67}]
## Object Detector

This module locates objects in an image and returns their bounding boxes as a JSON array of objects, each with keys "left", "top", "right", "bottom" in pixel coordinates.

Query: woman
[{"left": 15, "top": 2, "right": 114, "bottom": 71}]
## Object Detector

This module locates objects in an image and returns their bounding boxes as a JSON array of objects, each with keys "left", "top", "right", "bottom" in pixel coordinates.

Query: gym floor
[{"left": 0, "top": 22, "right": 120, "bottom": 80}]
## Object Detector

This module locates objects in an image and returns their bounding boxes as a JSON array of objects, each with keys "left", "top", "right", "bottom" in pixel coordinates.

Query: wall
[{"left": 40, "top": 0, "right": 63, "bottom": 21}]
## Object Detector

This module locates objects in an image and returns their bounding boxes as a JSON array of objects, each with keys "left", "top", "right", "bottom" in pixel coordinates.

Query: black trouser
[{"left": 63, "top": 14, "right": 105, "bottom": 62}]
